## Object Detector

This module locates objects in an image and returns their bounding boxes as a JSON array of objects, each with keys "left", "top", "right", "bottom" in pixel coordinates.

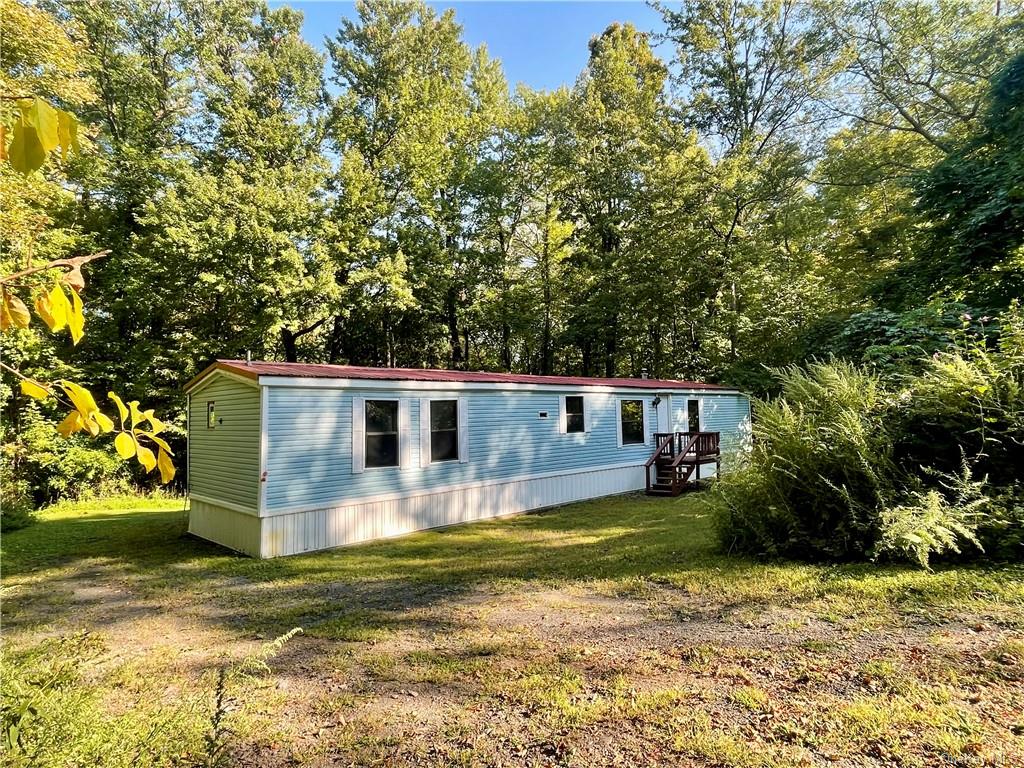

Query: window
[
  {"left": 365, "top": 400, "right": 399, "bottom": 468},
  {"left": 207, "top": 401, "right": 216, "bottom": 429},
  {"left": 565, "top": 395, "right": 585, "bottom": 433},
  {"left": 430, "top": 400, "right": 459, "bottom": 462},
  {"left": 620, "top": 399, "right": 645, "bottom": 445},
  {"left": 687, "top": 399, "right": 700, "bottom": 432}
]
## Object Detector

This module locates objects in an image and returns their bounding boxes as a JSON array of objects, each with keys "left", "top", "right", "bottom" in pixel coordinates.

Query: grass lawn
[{"left": 2, "top": 493, "right": 1022, "bottom": 767}]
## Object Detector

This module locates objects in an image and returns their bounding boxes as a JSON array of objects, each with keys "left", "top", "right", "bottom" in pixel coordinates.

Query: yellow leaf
[
  {"left": 20, "top": 97, "right": 60, "bottom": 154},
  {"left": 0, "top": 296, "right": 11, "bottom": 332},
  {"left": 136, "top": 443, "right": 157, "bottom": 472},
  {"left": 128, "top": 400, "right": 144, "bottom": 429},
  {"left": 4, "top": 292, "right": 30, "bottom": 329},
  {"left": 58, "top": 380, "right": 99, "bottom": 420},
  {"left": 57, "top": 411, "right": 84, "bottom": 437},
  {"left": 67, "top": 287, "right": 84, "bottom": 344},
  {"left": 140, "top": 430, "right": 173, "bottom": 454},
  {"left": 7, "top": 116, "right": 44, "bottom": 174},
  {"left": 0, "top": 123, "right": 6, "bottom": 162},
  {"left": 56, "top": 108, "right": 80, "bottom": 159},
  {"left": 84, "top": 416, "right": 100, "bottom": 436},
  {"left": 108, "top": 392, "right": 129, "bottom": 426},
  {"left": 20, "top": 379, "right": 50, "bottom": 399},
  {"left": 114, "top": 431, "right": 136, "bottom": 459},
  {"left": 93, "top": 411, "right": 114, "bottom": 433},
  {"left": 47, "top": 282, "right": 70, "bottom": 332},
  {"left": 157, "top": 448, "right": 176, "bottom": 484},
  {"left": 34, "top": 293, "right": 57, "bottom": 330},
  {"left": 143, "top": 409, "right": 165, "bottom": 434}
]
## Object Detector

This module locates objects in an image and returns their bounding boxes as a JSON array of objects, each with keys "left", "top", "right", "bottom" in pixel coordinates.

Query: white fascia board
[
  {"left": 257, "top": 375, "right": 742, "bottom": 397},
  {"left": 186, "top": 368, "right": 260, "bottom": 395}
]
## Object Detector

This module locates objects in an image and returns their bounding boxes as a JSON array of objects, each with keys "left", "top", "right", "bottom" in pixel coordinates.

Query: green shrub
[
  {"left": 715, "top": 360, "right": 898, "bottom": 561},
  {"left": 895, "top": 305, "right": 1024, "bottom": 490},
  {"left": 3, "top": 407, "right": 132, "bottom": 510},
  {"left": 716, "top": 304, "right": 1024, "bottom": 567},
  {"left": 874, "top": 463, "right": 987, "bottom": 568},
  {"left": 1, "top": 477, "right": 36, "bottom": 531}
]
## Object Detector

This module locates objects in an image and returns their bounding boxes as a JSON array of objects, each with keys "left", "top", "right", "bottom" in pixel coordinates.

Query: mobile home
[{"left": 184, "top": 360, "right": 751, "bottom": 558}]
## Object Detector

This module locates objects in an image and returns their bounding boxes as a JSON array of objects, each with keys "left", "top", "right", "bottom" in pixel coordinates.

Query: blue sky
[{"left": 271, "top": 1, "right": 673, "bottom": 91}]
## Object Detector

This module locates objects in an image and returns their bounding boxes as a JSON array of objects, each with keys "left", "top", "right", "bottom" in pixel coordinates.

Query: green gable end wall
[{"left": 188, "top": 376, "right": 261, "bottom": 512}]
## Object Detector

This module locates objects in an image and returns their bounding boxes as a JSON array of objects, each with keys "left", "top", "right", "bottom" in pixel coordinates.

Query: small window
[
  {"left": 620, "top": 399, "right": 644, "bottom": 445},
  {"left": 430, "top": 400, "right": 459, "bottom": 462},
  {"left": 687, "top": 399, "right": 700, "bottom": 432},
  {"left": 365, "top": 400, "right": 399, "bottom": 468},
  {"left": 565, "top": 395, "right": 585, "bottom": 433},
  {"left": 207, "top": 401, "right": 216, "bottom": 429}
]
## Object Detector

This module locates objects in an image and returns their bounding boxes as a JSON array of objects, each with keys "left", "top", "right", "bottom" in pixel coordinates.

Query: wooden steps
[{"left": 644, "top": 432, "right": 721, "bottom": 497}]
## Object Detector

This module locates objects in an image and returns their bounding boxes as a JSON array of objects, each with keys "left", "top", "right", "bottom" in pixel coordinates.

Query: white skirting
[{"left": 190, "top": 463, "right": 647, "bottom": 558}]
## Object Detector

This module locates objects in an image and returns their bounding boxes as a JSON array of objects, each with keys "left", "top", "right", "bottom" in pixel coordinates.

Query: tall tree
[
  {"left": 559, "top": 23, "right": 670, "bottom": 376},
  {"left": 660, "top": 0, "right": 837, "bottom": 379}
]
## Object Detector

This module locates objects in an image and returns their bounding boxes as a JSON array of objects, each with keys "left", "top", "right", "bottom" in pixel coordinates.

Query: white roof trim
[{"left": 185, "top": 367, "right": 260, "bottom": 395}]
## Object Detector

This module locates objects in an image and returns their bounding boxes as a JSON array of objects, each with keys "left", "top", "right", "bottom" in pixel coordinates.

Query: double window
[
  {"left": 619, "top": 399, "right": 645, "bottom": 445},
  {"left": 365, "top": 400, "right": 399, "bottom": 468}
]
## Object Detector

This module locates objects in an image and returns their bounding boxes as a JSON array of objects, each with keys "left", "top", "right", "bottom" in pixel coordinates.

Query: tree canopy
[{"left": 3, "top": 0, "right": 1023, "bottom": 502}]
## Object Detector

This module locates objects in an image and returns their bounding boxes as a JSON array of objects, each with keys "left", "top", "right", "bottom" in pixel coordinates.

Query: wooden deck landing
[{"left": 644, "top": 431, "right": 721, "bottom": 497}]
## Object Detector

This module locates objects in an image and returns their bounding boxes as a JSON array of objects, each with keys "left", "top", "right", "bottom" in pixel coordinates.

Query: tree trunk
[
  {"left": 447, "top": 285, "right": 463, "bottom": 370},
  {"left": 327, "top": 315, "right": 346, "bottom": 364},
  {"left": 281, "top": 328, "right": 298, "bottom": 363}
]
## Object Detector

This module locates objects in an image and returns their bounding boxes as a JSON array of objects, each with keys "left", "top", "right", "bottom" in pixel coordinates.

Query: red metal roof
[{"left": 185, "top": 359, "right": 734, "bottom": 392}]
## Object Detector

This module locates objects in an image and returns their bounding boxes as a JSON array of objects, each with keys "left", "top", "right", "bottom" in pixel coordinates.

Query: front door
[{"left": 656, "top": 394, "right": 671, "bottom": 433}]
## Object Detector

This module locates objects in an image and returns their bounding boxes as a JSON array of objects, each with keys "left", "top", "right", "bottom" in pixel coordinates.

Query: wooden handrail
[
  {"left": 645, "top": 435, "right": 675, "bottom": 468},
  {"left": 670, "top": 434, "right": 701, "bottom": 468}
]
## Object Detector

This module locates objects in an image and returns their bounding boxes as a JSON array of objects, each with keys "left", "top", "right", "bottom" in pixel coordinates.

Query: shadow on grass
[{"left": 2, "top": 494, "right": 1021, "bottom": 639}]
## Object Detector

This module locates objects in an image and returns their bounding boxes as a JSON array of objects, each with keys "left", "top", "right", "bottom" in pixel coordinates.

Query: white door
[{"left": 656, "top": 394, "right": 671, "bottom": 433}]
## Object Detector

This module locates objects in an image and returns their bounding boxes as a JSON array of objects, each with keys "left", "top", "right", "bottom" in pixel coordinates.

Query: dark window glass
[
  {"left": 687, "top": 399, "right": 700, "bottom": 432},
  {"left": 365, "top": 400, "right": 399, "bottom": 468},
  {"left": 565, "top": 395, "right": 585, "bottom": 433},
  {"left": 620, "top": 399, "right": 644, "bottom": 444},
  {"left": 430, "top": 400, "right": 458, "bottom": 462}
]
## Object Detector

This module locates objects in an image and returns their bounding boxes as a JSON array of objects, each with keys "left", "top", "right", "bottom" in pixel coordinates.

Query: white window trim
[
  {"left": 420, "top": 397, "right": 462, "bottom": 466},
  {"left": 457, "top": 396, "right": 469, "bottom": 464},
  {"left": 617, "top": 397, "right": 649, "bottom": 448},
  {"left": 360, "top": 396, "right": 404, "bottom": 471},
  {"left": 558, "top": 394, "right": 588, "bottom": 435}
]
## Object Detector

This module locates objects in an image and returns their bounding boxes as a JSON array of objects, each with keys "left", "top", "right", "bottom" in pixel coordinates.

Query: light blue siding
[
  {"left": 262, "top": 386, "right": 750, "bottom": 514},
  {"left": 188, "top": 376, "right": 261, "bottom": 510},
  {"left": 702, "top": 394, "right": 751, "bottom": 453}
]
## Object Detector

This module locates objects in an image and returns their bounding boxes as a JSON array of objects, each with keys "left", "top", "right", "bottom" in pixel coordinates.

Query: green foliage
[
  {"left": 818, "top": 302, "right": 992, "bottom": 376},
  {"left": 0, "top": 488, "right": 35, "bottom": 531},
  {"left": 8, "top": 407, "right": 132, "bottom": 507},
  {"left": 716, "top": 360, "right": 897, "bottom": 560},
  {"left": 915, "top": 51, "right": 1024, "bottom": 306},
  {"left": 875, "top": 463, "right": 987, "bottom": 568},
  {"left": 0, "top": 634, "right": 208, "bottom": 767},
  {"left": 895, "top": 304, "right": 1024, "bottom": 489},
  {"left": 4, "top": 0, "right": 1024, "bottom": 511},
  {"left": 718, "top": 311, "right": 1024, "bottom": 566}
]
